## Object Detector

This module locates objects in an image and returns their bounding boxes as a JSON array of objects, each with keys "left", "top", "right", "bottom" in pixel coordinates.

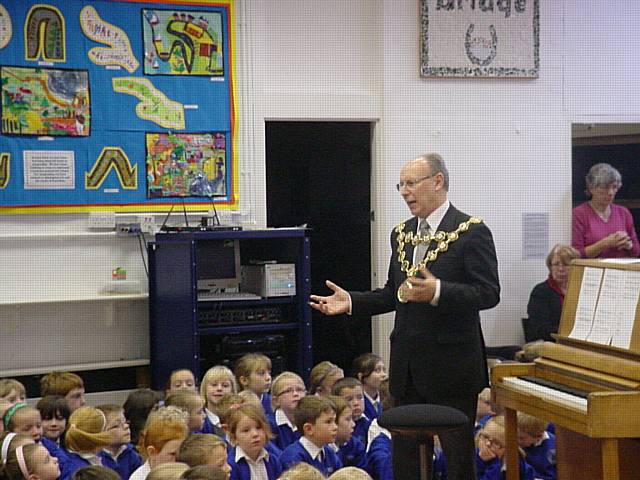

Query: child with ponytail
[{"left": 59, "top": 407, "right": 114, "bottom": 480}]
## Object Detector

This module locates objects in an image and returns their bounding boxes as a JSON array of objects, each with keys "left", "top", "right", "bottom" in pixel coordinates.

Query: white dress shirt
[{"left": 235, "top": 446, "right": 269, "bottom": 480}]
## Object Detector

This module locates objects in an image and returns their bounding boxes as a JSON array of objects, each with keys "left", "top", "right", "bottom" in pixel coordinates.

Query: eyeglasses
[
  {"left": 478, "top": 432, "right": 504, "bottom": 449},
  {"left": 277, "top": 387, "right": 307, "bottom": 396},
  {"left": 396, "top": 175, "right": 435, "bottom": 191}
]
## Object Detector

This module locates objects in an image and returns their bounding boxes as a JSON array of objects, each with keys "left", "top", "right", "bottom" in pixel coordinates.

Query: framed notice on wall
[
  {"left": 0, "top": 0, "right": 236, "bottom": 213},
  {"left": 420, "top": 0, "right": 539, "bottom": 78}
]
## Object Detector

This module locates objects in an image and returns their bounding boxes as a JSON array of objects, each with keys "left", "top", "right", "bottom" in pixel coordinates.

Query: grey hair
[
  {"left": 586, "top": 163, "right": 622, "bottom": 190},
  {"left": 417, "top": 153, "right": 449, "bottom": 191}
]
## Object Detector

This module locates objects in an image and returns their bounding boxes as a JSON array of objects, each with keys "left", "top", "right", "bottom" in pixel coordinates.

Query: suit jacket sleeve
[{"left": 349, "top": 229, "right": 398, "bottom": 317}]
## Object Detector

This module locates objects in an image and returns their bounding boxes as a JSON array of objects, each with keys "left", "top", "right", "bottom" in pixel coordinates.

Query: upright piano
[{"left": 492, "top": 259, "right": 640, "bottom": 480}]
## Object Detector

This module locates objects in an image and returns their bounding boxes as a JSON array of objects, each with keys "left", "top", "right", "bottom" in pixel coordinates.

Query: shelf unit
[
  {"left": 148, "top": 229, "right": 312, "bottom": 389},
  {"left": 0, "top": 294, "right": 148, "bottom": 306}
]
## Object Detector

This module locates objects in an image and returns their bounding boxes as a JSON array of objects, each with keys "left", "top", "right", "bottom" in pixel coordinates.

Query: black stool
[{"left": 378, "top": 404, "right": 469, "bottom": 480}]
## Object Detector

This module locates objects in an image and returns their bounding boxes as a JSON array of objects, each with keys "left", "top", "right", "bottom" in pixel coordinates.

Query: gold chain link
[{"left": 395, "top": 217, "right": 482, "bottom": 278}]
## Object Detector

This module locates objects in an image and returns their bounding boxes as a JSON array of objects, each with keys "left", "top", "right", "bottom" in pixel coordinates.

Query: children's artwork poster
[
  {"left": 1, "top": 66, "right": 91, "bottom": 137},
  {"left": 0, "top": 0, "right": 236, "bottom": 213},
  {"left": 146, "top": 132, "right": 226, "bottom": 198},
  {"left": 142, "top": 9, "right": 224, "bottom": 76}
]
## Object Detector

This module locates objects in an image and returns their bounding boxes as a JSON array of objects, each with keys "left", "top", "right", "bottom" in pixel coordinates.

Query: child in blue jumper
[
  {"left": 200, "top": 366, "right": 238, "bottom": 438},
  {"left": 331, "top": 378, "right": 370, "bottom": 447},
  {"left": 365, "top": 418, "right": 392, "bottom": 480},
  {"left": 268, "top": 372, "right": 306, "bottom": 451},
  {"left": 351, "top": 354, "right": 387, "bottom": 421},
  {"left": 226, "top": 404, "right": 282, "bottom": 480},
  {"left": 59, "top": 406, "right": 117, "bottom": 480},
  {"left": 517, "top": 412, "right": 556, "bottom": 480},
  {"left": 280, "top": 396, "right": 342, "bottom": 477},
  {"left": 476, "top": 417, "right": 535, "bottom": 480},
  {"left": 234, "top": 354, "right": 273, "bottom": 418},
  {"left": 97, "top": 404, "right": 142, "bottom": 480},
  {"left": 327, "top": 395, "right": 366, "bottom": 469}
]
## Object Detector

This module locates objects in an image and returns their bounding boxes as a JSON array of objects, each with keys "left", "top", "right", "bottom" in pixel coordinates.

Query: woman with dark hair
[{"left": 572, "top": 162, "right": 640, "bottom": 258}]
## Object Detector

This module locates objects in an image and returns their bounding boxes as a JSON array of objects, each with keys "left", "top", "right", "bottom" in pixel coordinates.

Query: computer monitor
[{"left": 196, "top": 239, "right": 241, "bottom": 290}]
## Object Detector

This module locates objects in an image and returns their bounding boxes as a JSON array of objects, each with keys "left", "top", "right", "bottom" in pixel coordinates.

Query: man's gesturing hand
[{"left": 309, "top": 280, "right": 350, "bottom": 315}]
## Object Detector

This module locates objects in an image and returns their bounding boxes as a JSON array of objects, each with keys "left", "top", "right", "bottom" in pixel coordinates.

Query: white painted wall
[{"left": 2, "top": 0, "right": 639, "bottom": 376}]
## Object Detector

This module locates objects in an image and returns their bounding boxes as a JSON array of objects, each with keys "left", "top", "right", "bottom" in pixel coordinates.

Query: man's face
[{"left": 398, "top": 160, "right": 441, "bottom": 219}]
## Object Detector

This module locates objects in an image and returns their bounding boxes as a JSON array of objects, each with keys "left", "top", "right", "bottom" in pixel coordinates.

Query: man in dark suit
[{"left": 310, "top": 153, "right": 500, "bottom": 479}]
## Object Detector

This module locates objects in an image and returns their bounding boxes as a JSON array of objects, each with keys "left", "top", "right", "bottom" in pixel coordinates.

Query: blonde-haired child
[
  {"left": 176, "top": 434, "right": 229, "bottom": 474},
  {"left": 39, "top": 373, "right": 85, "bottom": 414},
  {"left": 517, "top": 412, "right": 556, "bottom": 480},
  {"left": 0, "top": 380, "right": 26, "bottom": 406},
  {"left": 328, "top": 467, "right": 372, "bottom": 480},
  {"left": 96, "top": 404, "right": 142, "bottom": 480},
  {"left": 476, "top": 416, "right": 535, "bottom": 480},
  {"left": 166, "top": 370, "right": 197, "bottom": 396},
  {"left": 234, "top": 354, "right": 273, "bottom": 418},
  {"left": 146, "top": 463, "right": 190, "bottom": 480},
  {"left": 165, "top": 392, "right": 206, "bottom": 434},
  {"left": 60, "top": 406, "right": 115, "bottom": 480},
  {"left": 2, "top": 443, "right": 60, "bottom": 480},
  {"left": 326, "top": 395, "right": 365, "bottom": 469},
  {"left": 226, "top": 404, "right": 282, "bottom": 480},
  {"left": 275, "top": 463, "right": 324, "bottom": 480},
  {"left": 200, "top": 366, "right": 237, "bottom": 437},
  {"left": 3, "top": 404, "right": 42, "bottom": 444},
  {"left": 131, "top": 406, "right": 189, "bottom": 480},
  {"left": 268, "top": 372, "right": 306, "bottom": 451},
  {"left": 351, "top": 354, "right": 387, "bottom": 421},
  {"left": 309, "top": 362, "right": 343, "bottom": 396}
]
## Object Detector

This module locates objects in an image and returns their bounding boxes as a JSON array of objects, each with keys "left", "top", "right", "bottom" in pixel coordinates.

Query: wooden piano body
[{"left": 492, "top": 259, "right": 640, "bottom": 480}]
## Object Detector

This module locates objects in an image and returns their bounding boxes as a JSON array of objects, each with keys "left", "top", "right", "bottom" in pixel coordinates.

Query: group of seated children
[
  {"left": 0, "top": 353, "right": 389, "bottom": 480},
  {"left": 0, "top": 353, "right": 556, "bottom": 480},
  {"left": 466, "top": 388, "right": 556, "bottom": 480}
]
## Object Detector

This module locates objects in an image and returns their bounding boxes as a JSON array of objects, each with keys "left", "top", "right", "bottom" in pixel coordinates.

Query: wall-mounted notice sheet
[
  {"left": 569, "top": 267, "right": 603, "bottom": 341},
  {"left": 610, "top": 270, "right": 640, "bottom": 349}
]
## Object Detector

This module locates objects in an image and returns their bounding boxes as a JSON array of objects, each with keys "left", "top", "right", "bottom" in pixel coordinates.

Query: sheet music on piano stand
[
  {"left": 568, "top": 267, "right": 602, "bottom": 341},
  {"left": 564, "top": 261, "right": 640, "bottom": 350}
]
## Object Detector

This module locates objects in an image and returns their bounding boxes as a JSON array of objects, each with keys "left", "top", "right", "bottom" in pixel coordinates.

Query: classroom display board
[{"left": 0, "top": 0, "right": 236, "bottom": 213}]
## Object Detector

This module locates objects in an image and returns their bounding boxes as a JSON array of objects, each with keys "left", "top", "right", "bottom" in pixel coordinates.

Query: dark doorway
[{"left": 266, "top": 121, "right": 373, "bottom": 374}]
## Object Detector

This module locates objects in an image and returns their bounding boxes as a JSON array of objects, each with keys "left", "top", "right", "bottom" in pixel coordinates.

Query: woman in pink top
[{"left": 572, "top": 163, "right": 640, "bottom": 258}]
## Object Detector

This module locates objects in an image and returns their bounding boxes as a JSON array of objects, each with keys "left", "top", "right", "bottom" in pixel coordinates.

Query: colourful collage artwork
[
  {"left": 142, "top": 9, "right": 224, "bottom": 76},
  {"left": 1, "top": 66, "right": 90, "bottom": 136},
  {"left": 146, "top": 132, "right": 226, "bottom": 198}
]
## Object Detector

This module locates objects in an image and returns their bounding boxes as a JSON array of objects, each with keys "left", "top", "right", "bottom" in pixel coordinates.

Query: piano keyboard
[{"left": 501, "top": 376, "right": 588, "bottom": 412}]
